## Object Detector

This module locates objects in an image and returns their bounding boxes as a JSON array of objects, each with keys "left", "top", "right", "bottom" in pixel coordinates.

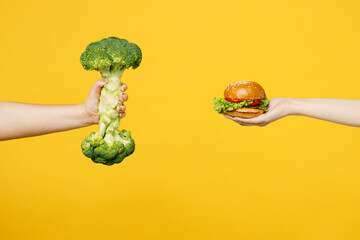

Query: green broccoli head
[
  {"left": 80, "top": 37, "right": 142, "bottom": 72},
  {"left": 81, "top": 129, "right": 135, "bottom": 166}
]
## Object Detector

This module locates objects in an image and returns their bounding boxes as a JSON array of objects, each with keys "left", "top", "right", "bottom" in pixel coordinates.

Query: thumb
[{"left": 88, "top": 78, "right": 108, "bottom": 99}]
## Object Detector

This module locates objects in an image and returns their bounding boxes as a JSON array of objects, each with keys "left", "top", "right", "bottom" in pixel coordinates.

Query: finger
[
  {"left": 117, "top": 105, "right": 126, "bottom": 113},
  {"left": 239, "top": 123, "right": 255, "bottom": 127},
  {"left": 89, "top": 78, "right": 108, "bottom": 98},
  {"left": 223, "top": 115, "right": 250, "bottom": 126},
  {"left": 237, "top": 120, "right": 264, "bottom": 125},
  {"left": 119, "top": 112, "right": 126, "bottom": 118},
  {"left": 236, "top": 122, "right": 252, "bottom": 126},
  {"left": 97, "top": 78, "right": 108, "bottom": 87},
  {"left": 223, "top": 114, "right": 236, "bottom": 120},
  {"left": 121, "top": 83, "right": 128, "bottom": 92},
  {"left": 223, "top": 115, "right": 266, "bottom": 126},
  {"left": 120, "top": 94, "right": 128, "bottom": 102},
  {"left": 223, "top": 114, "right": 253, "bottom": 123},
  {"left": 239, "top": 122, "right": 263, "bottom": 126}
]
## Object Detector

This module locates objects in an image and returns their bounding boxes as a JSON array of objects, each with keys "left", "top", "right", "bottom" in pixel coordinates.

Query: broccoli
[{"left": 80, "top": 37, "right": 142, "bottom": 165}]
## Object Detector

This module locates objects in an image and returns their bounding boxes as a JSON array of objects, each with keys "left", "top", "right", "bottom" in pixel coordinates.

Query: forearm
[
  {"left": 288, "top": 98, "right": 360, "bottom": 127},
  {"left": 0, "top": 102, "right": 93, "bottom": 140}
]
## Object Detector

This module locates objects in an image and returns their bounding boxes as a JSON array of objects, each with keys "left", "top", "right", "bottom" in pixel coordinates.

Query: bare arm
[
  {"left": 0, "top": 102, "right": 92, "bottom": 140},
  {"left": 0, "top": 79, "right": 128, "bottom": 140},
  {"left": 224, "top": 98, "right": 360, "bottom": 127}
]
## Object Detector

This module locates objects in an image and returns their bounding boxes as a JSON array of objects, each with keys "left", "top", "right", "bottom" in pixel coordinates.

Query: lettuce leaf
[
  {"left": 213, "top": 97, "right": 269, "bottom": 113},
  {"left": 258, "top": 98, "right": 269, "bottom": 111}
]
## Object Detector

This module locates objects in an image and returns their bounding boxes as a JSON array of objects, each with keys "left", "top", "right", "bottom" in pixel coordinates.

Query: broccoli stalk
[
  {"left": 80, "top": 37, "right": 141, "bottom": 165},
  {"left": 98, "top": 65, "right": 124, "bottom": 139}
]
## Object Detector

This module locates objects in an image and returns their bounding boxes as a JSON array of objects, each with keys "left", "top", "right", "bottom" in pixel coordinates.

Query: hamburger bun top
[{"left": 224, "top": 81, "right": 266, "bottom": 101}]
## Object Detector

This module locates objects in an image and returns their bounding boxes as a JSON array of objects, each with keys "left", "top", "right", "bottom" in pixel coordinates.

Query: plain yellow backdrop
[{"left": 1, "top": 0, "right": 360, "bottom": 239}]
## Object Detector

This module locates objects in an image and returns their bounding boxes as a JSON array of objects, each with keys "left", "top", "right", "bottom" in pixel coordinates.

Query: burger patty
[{"left": 225, "top": 108, "right": 264, "bottom": 118}]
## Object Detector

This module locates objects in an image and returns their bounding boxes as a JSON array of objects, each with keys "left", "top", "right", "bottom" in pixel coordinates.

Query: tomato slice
[
  {"left": 225, "top": 98, "right": 242, "bottom": 103},
  {"left": 248, "top": 101, "right": 261, "bottom": 106},
  {"left": 225, "top": 98, "right": 261, "bottom": 106}
]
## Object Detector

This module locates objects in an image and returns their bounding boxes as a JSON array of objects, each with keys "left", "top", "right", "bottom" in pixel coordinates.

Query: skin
[
  {"left": 0, "top": 78, "right": 128, "bottom": 141},
  {"left": 224, "top": 98, "right": 360, "bottom": 127}
]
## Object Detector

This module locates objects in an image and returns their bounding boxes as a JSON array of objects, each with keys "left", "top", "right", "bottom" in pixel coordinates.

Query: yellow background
[{"left": 1, "top": 0, "right": 360, "bottom": 239}]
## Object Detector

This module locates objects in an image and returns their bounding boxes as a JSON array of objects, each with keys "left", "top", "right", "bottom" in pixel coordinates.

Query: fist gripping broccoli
[{"left": 80, "top": 37, "right": 142, "bottom": 165}]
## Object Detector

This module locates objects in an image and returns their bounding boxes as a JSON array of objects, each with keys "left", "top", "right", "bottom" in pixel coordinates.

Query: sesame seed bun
[{"left": 224, "top": 81, "right": 266, "bottom": 101}]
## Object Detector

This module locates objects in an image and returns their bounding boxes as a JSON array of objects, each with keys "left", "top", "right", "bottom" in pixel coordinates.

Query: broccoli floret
[
  {"left": 81, "top": 129, "right": 134, "bottom": 165},
  {"left": 80, "top": 37, "right": 142, "bottom": 71},
  {"left": 80, "top": 37, "right": 142, "bottom": 165}
]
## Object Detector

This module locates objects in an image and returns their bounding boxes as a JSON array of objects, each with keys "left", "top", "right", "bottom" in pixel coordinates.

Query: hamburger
[{"left": 213, "top": 81, "right": 269, "bottom": 119}]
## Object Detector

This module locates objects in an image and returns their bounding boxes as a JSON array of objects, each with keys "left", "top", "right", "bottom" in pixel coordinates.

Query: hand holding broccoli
[{"left": 82, "top": 78, "right": 128, "bottom": 125}]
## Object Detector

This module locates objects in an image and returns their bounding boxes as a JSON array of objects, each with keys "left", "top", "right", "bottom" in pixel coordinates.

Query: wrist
[
  {"left": 79, "top": 103, "right": 99, "bottom": 126},
  {"left": 283, "top": 98, "right": 303, "bottom": 116}
]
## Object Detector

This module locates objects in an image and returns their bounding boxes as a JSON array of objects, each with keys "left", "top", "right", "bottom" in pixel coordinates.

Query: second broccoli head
[
  {"left": 80, "top": 37, "right": 142, "bottom": 166},
  {"left": 81, "top": 129, "right": 135, "bottom": 165}
]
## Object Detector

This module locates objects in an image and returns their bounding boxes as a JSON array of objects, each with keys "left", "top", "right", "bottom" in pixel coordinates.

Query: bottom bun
[{"left": 225, "top": 108, "right": 264, "bottom": 119}]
